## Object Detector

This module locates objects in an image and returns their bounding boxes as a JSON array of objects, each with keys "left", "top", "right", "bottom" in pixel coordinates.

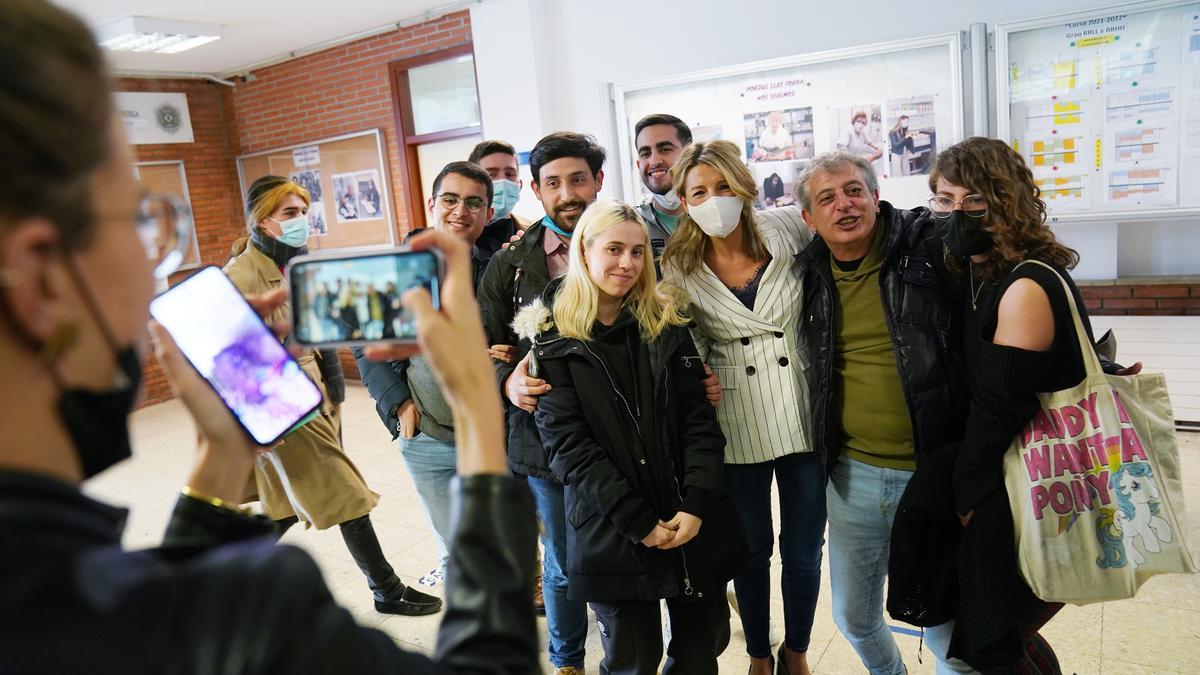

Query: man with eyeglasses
[
  {"left": 794, "top": 150, "right": 973, "bottom": 674},
  {"left": 354, "top": 161, "right": 502, "bottom": 584}
]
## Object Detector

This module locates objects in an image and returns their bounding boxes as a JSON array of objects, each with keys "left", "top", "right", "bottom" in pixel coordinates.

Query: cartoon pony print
[{"left": 1096, "top": 459, "right": 1172, "bottom": 569}]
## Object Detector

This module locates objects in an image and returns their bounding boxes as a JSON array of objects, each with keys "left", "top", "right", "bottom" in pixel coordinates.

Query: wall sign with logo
[{"left": 116, "top": 92, "right": 195, "bottom": 145}]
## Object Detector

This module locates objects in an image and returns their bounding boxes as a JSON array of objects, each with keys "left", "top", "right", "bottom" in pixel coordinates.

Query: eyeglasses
[
  {"left": 438, "top": 193, "right": 488, "bottom": 214},
  {"left": 927, "top": 194, "right": 988, "bottom": 218},
  {"left": 134, "top": 193, "right": 194, "bottom": 279}
]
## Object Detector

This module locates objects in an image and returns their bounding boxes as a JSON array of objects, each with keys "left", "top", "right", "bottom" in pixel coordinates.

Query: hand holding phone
[
  {"left": 150, "top": 267, "right": 323, "bottom": 447},
  {"left": 362, "top": 230, "right": 506, "bottom": 475},
  {"left": 287, "top": 249, "right": 443, "bottom": 347}
]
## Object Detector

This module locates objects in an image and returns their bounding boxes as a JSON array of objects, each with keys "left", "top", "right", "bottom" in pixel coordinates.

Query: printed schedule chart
[{"left": 999, "top": 2, "right": 1200, "bottom": 217}]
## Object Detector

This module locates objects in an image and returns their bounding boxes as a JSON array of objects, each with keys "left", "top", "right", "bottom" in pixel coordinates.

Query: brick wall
[
  {"left": 228, "top": 10, "right": 472, "bottom": 236},
  {"left": 228, "top": 10, "right": 472, "bottom": 384},
  {"left": 117, "top": 78, "right": 245, "bottom": 407},
  {"left": 119, "top": 11, "right": 473, "bottom": 406},
  {"left": 1081, "top": 282, "right": 1200, "bottom": 316}
]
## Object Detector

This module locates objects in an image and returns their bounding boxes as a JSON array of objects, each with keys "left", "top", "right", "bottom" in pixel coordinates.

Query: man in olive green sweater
[{"left": 797, "top": 151, "right": 970, "bottom": 675}]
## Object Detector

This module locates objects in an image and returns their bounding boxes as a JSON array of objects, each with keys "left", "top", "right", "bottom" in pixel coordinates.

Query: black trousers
[{"left": 591, "top": 589, "right": 729, "bottom": 675}]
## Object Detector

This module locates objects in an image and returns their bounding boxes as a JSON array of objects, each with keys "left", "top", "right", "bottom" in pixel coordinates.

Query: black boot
[
  {"left": 338, "top": 514, "right": 442, "bottom": 616},
  {"left": 272, "top": 516, "right": 299, "bottom": 540}
]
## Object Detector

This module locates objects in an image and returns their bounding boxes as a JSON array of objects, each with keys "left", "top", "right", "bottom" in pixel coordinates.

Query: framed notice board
[
  {"left": 996, "top": 0, "right": 1200, "bottom": 222},
  {"left": 612, "top": 33, "right": 966, "bottom": 212},
  {"left": 133, "top": 160, "right": 201, "bottom": 271},
  {"left": 237, "top": 129, "right": 396, "bottom": 251}
]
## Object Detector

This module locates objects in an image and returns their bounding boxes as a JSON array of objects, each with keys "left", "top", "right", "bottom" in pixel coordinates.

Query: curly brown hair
[{"left": 929, "top": 137, "right": 1079, "bottom": 282}]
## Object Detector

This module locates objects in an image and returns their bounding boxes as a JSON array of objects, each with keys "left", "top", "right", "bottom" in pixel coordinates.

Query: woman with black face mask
[
  {"left": 889, "top": 137, "right": 1141, "bottom": 674},
  {"left": 0, "top": 1, "right": 536, "bottom": 672}
]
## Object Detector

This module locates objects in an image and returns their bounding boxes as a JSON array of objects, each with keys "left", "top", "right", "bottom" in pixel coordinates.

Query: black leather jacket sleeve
[{"left": 158, "top": 474, "right": 538, "bottom": 674}]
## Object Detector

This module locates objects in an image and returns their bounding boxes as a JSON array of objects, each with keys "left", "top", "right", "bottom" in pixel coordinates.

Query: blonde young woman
[
  {"left": 224, "top": 176, "right": 441, "bottom": 616},
  {"left": 661, "top": 140, "right": 821, "bottom": 675},
  {"left": 521, "top": 200, "right": 746, "bottom": 674}
]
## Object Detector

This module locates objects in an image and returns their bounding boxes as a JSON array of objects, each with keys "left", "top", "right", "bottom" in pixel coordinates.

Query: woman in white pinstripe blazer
[{"left": 661, "top": 140, "right": 824, "bottom": 675}]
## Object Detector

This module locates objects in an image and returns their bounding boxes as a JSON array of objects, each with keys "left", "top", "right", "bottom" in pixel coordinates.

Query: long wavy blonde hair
[
  {"left": 553, "top": 199, "right": 688, "bottom": 341},
  {"left": 660, "top": 140, "right": 769, "bottom": 276}
]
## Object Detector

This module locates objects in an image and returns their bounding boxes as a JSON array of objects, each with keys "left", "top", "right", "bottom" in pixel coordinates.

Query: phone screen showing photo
[
  {"left": 290, "top": 250, "right": 440, "bottom": 345},
  {"left": 150, "top": 267, "right": 323, "bottom": 446}
]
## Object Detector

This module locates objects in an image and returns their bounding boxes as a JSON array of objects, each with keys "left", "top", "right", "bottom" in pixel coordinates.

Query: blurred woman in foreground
[{"left": 0, "top": 1, "right": 536, "bottom": 671}]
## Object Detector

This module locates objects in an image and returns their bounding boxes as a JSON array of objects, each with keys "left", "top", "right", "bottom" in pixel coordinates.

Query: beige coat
[{"left": 224, "top": 242, "right": 379, "bottom": 529}]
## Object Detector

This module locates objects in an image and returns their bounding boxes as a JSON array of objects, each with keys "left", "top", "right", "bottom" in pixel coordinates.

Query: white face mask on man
[
  {"left": 651, "top": 187, "right": 681, "bottom": 211},
  {"left": 687, "top": 195, "right": 743, "bottom": 238}
]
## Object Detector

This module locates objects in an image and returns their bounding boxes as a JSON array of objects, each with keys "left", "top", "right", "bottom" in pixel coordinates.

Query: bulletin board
[
  {"left": 133, "top": 160, "right": 201, "bottom": 270},
  {"left": 612, "top": 33, "right": 965, "bottom": 211},
  {"left": 996, "top": 0, "right": 1200, "bottom": 222},
  {"left": 236, "top": 129, "right": 396, "bottom": 251}
]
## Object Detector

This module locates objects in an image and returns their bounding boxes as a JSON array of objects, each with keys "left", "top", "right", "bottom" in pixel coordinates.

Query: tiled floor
[{"left": 88, "top": 385, "right": 1200, "bottom": 674}]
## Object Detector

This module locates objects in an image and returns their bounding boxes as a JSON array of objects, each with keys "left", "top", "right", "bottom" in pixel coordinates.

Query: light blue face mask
[
  {"left": 490, "top": 179, "right": 521, "bottom": 222},
  {"left": 271, "top": 214, "right": 310, "bottom": 248}
]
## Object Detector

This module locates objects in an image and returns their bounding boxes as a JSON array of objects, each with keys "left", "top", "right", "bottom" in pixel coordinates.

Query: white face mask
[
  {"left": 688, "top": 195, "right": 743, "bottom": 238},
  {"left": 651, "top": 188, "right": 681, "bottom": 211}
]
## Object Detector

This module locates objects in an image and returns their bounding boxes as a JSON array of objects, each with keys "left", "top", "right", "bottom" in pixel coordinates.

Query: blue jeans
[
  {"left": 725, "top": 451, "right": 826, "bottom": 659},
  {"left": 827, "top": 456, "right": 974, "bottom": 675},
  {"left": 527, "top": 476, "right": 588, "bottom": 669},
  {"left": 399, "top": 433, "right": 457, "bottom": 569},
  {"left": 924, "top": 621, "right": 980, "bottom": 674}
]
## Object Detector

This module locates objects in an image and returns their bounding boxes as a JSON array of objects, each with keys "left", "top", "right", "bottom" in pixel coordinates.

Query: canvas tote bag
[{"left": 1002, "top": 260, "right": 1197, "bottom": 604}]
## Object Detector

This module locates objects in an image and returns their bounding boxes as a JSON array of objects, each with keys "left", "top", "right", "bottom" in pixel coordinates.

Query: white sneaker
[{"left": 417, "top": 568, "right": 444, "bottom": 588}]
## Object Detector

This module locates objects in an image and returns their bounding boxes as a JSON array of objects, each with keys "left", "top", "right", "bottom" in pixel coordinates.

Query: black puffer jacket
[
  {"left": 477, "top": 220, "right": 556, "bottom": 479},
  {"left": 0, "top": 470, "right": 538, "bottom": 674},
  {"left": 532, "top": 310, "right": 747, "bottom": 603},
  {"left": 797, "top": 201, "right": 967, "bottom": 474}
]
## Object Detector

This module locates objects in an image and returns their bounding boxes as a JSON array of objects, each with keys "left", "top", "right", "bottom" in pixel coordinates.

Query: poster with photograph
[
  {"left": 830, "top": 104, "right": 886, "bottom": 175},
  {"left": 884, "top": 96, "right": 939, "bottom": 177},
  {"left": 289, "top": 169, "right": 323, "bottom": 204},
  {"left": 354, "top": 170, "right": 384, "bottom": 220},
  {"left": 331, "top": 173, "right": 360, "bottom": 223},
  {"left": 744, "top": 108, "right": 815, "bottom": 163},
  {"left": 751, "top": 160, "right": 808, "bottom": 209},
  {"left": 307, "top": 202, "right": 328, "bottom": 236}
]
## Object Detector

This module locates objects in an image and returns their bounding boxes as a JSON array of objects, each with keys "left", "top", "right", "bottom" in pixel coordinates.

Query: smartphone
[
  {"left": 286, "top": 249, "right": 443, "bottom": 347},
  {"left": 149, "top": 266, "right": 324, "bottom": 446}
]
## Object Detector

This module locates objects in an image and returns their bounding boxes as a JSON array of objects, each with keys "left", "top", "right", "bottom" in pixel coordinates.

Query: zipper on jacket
[
  {"left": 661, "top": 364, "right": 696, "bottom": 597},
  {"left": 810, "top": 266, "right": 836, "bottom": 453},
  {"left": 580, "top": 342, "right": 642, "bottom": 435},
  {"left": 586, "top": 340, "right": 698, "bottom": 597},
  {"left": 881, "top": 255, "right": 923, "bottom": 460}
]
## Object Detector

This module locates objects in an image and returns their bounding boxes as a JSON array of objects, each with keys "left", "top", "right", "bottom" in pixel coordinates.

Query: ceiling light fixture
[{"left": 97, "top": 16, "right": 221, "bottom": 54}]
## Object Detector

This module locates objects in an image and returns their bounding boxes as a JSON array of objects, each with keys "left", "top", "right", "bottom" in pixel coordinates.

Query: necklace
[{"left": 969, "top": 261, "right": 985, "bottom": 310}]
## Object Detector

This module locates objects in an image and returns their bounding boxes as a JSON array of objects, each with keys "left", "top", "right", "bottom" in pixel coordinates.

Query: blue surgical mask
[
  {"left": 490, "top": 179, "right": 521, "bottom": 222},
  {"left": 270, "top": 214, "right": 310, "bottom": 248}
]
